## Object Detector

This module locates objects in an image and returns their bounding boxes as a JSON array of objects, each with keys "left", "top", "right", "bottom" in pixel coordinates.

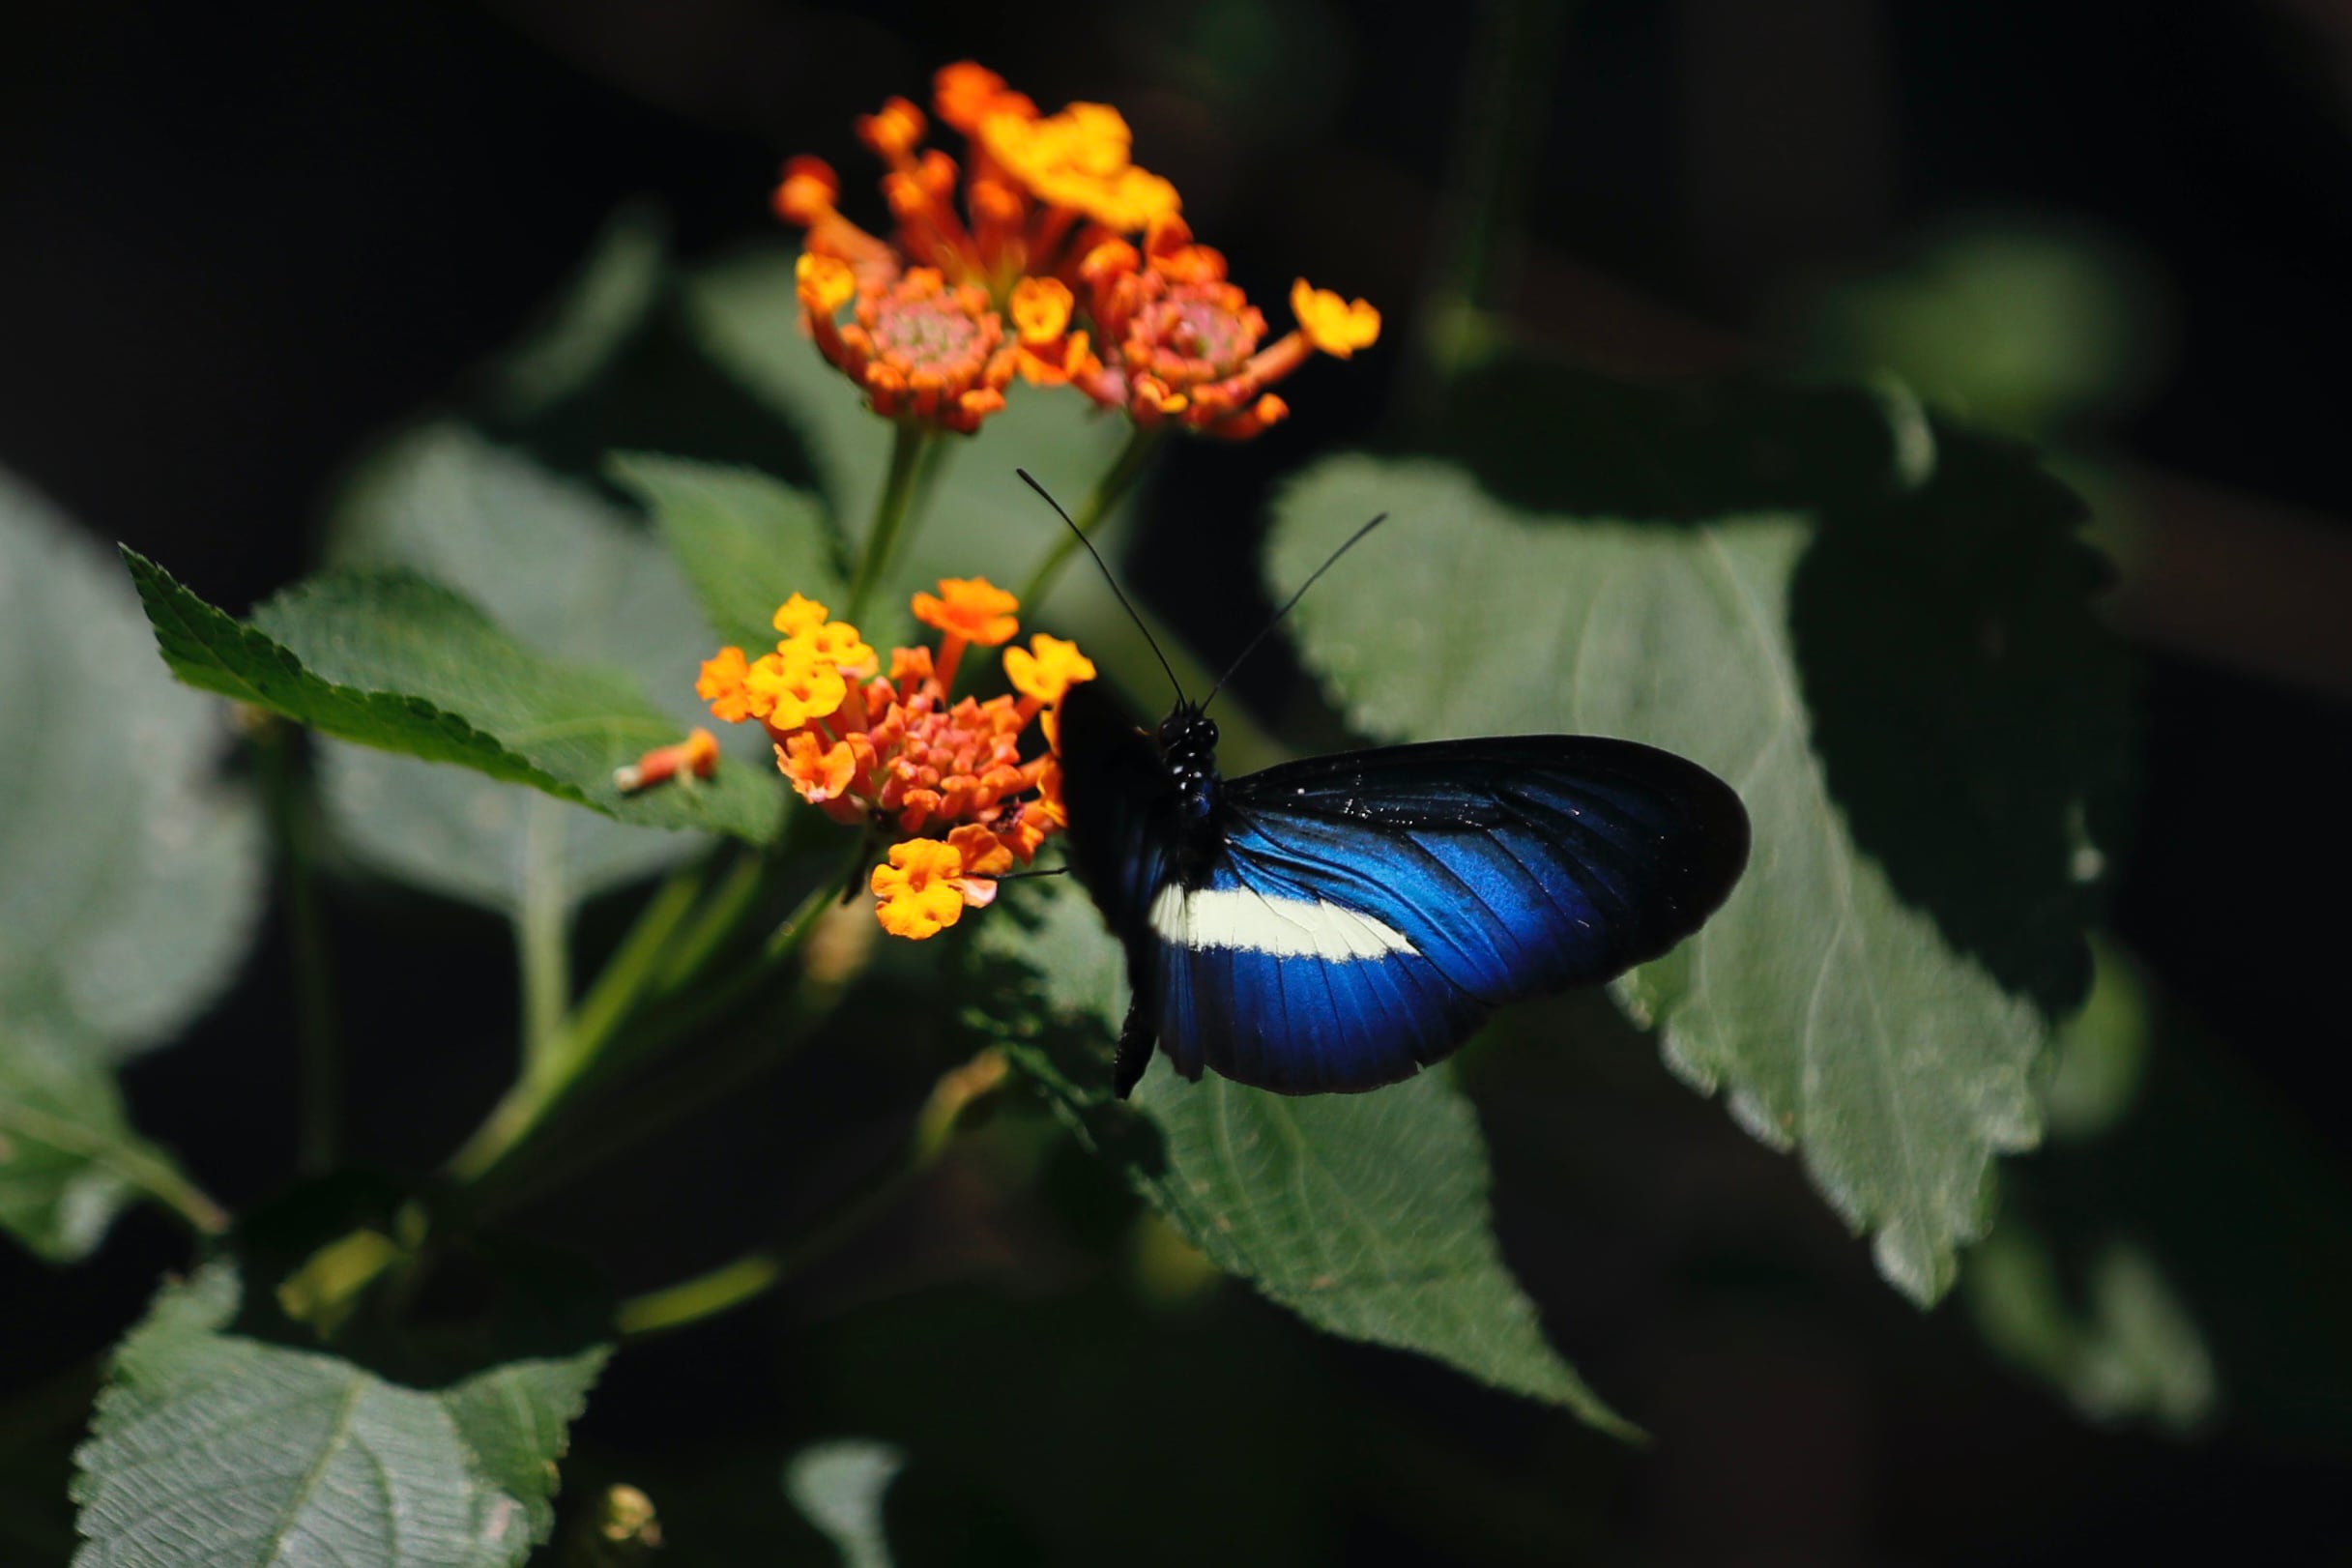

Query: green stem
[
  {"left": 257, "top": 722, "right": 340, "bottom": 1174},
  {"left": 563, "top": 864, "right": 702, "bottom": 1068},
  {"left": 449, "top": 836, "right": 868, "bottom": 1193},
  {"left": 615, "top": 1254, "right": 782, "bottom": 1338},
  {"left": 843, "top": 421, "right": 933, "bottom": 625},
  {"left": 613, "top": 1048, "right": 1005, "bottom": 1339},
  {"left": 516, "top": 800, "right": 571, "bottom": 1075},
  {"left": 651, "top": 849, "right": 767, "bottom": 994},
  {"left": 1014, "top": 424, "right": 1167, "bottom": 610},
  {"left": 121, "top": 1143, "right": 231, "bottom": 1237},
  {"left": 1392, "top": 0, "right": 1567, "bottom": 432}
]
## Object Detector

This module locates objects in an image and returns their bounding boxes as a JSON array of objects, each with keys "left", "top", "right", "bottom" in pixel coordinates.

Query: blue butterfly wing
[
  {"left": 1145, "top": 740, "right": 1749, "bottom": 1091},
  {"left": 1054, "top": 682, "right": 1750, "bottom": 1095}
]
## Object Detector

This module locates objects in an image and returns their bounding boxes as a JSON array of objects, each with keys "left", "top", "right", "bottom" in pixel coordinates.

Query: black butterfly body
[{"left": 1056, "top": 679, "right": 1752, "bottom": 1098}]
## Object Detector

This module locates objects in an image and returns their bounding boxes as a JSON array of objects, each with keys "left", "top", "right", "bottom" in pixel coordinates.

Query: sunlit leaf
[
  {"left": 0, "top": 475, "right": 258, "bottom": 1260},
  {"left": 127, "top": 550, "right": 781, "bottom": 848},
  {"left": 1268, "top": 450, "right": 2114, "bottom": 1302},
  {"left": 72, "top": 1261, "right": 606, "bottom": 1567},
  {"left": 970, "top": 876, "right": 1634, "bottom": 1434}
]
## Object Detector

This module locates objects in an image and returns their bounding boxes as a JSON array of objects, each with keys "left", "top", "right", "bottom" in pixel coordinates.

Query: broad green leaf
[
  {"left": 1268, "top": 451, "right": 2112, "bottom": 1302},
  {"left": 606, "top": 452, "right": 842, "bottom": 653},
  {"left": 315, "top": 427, "right": 773, "bottom": 913},
  {"left": 72, "top": 1261, "right": 606, "bottom": 1567},
  {"left": 971, "top": 876, "right": 1633, "bottom": 1434},
  {"left": 0, "top": 474, "right": 257, "bottom": 1260},
  {"left": 127, "top": 551, "right": 781, "bottom": 847},
  {"left": 1, "top": 484, "right": 261, "bottom": 1058},
  {"left": 783, "top": 1439, "right": 905, "bottom": 1568}
]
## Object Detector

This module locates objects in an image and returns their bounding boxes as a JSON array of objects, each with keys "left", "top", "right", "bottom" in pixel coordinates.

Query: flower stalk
[
  {"left": 845, "top": 420, "right": 935, "bottom": 626},
  {"left": 1014, "top": 422, "right": 1167, "bottom": 609}
]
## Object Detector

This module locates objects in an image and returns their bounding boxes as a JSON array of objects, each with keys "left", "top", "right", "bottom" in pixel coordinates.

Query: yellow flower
[
  {"left": 1290, "top": 278, "right": 1381, "bottom": 359},
  {"left": 979, "top": 102, "right": 1181, "bottom": 231},
  {"left": 871, "top": 838, "right": 973, "bottom": 939},
  {"left": 912, "top": 576, "right": 1021, "bottom": 648},
  {"left": 1003, "top": 633, "right": 1095, "bottom": 705},
  {"left": 742, "top": 647, "right": 848, "bottom": 730}
]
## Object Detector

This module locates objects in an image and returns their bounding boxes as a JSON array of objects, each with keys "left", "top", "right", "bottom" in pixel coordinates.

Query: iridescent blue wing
[
  {"left": 1054, "top": 682, "right": 1750, "bottom": 1096},
  {"left": 1141, "top": 739, "right": 1751, "bottom": 1092}
]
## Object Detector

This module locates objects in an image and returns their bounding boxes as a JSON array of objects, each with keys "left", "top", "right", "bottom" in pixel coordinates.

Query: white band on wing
[{"left": 1149, "top": 884, "right": 1418, "bottom": 962}]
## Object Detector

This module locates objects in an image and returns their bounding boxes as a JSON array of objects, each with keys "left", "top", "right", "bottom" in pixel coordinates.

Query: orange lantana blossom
[
  {"left": 695, "top": 579, "right": 1094, "bottom": 939},
  {"left": 778, "top": 63, "right": 1182, "bottom": 432},
  {"left": 776, "top": 63, "right": 1379, "bottom": 439},
  {"left": 1072, "top": 217, "right": 1383, "bottom": 439}
]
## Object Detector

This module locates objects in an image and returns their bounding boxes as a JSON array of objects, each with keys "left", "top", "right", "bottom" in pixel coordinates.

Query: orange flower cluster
[
  {"left": 696, "top": 579, "right": 1094, "bottom": 939},
  {"left": 777, "top": 62, "right": 1379, "bottom": 438}
]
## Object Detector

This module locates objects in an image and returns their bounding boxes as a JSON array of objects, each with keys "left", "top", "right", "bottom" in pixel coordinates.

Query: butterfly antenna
[
  {"left": 1016, "top": 469, "right": 1187, "bottom": 707},
  {"left": 1202, "top": 511, "right": 1387, "bottom": 711}
]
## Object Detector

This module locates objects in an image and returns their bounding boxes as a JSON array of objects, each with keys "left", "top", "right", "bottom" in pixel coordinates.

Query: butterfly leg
[{"left": 1113, "top": 998, "right": 1156, "bottom": 1099}]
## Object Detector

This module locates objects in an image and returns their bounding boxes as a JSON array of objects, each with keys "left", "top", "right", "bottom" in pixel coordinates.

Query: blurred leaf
[
  {"left": 1966, "top": 1228, "right": 2216, "bottom": 1433},
  {"left": 783, "top": 1439, "right": 905, "bottom": 1568},
  {"left": 971, "top": 876, "right": 1635, "bottom": 1434},
  {"left": 483, "top": 204, "right": 669, "bottom": 422},
  {"left": 0, "top": 475, "right": 258, "bottom": 1261},
  {"left": 127, "top": 551, "right": 782, "bottom": 846},
  {"left": 72, "top": 1261, "right": 607, "bottom": 1567},
  {"left": 606, "top": 453, "right": 843, "bottom": 653},
  {"left": 0, "top": 479, "right": 262, "bottom": 1058},
  {"left": 1267, "top": 452, "right": 2116, "bottom": 1302},
  {"left": 0, "top": 1027, "right": 211, "bottom": 1263},
  {"left": 1801, "top": 220, "right": 2166, "bottom": 437},
  {"left": 316, "top": 427, "right": 770, "bottom": 913},
  {"left": 2038, "top": 936, "right": 2150, "bottom": 1141}
]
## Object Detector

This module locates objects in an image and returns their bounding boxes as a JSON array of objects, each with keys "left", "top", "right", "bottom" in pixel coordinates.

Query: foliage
[{"left": 4, "top": 54, "right": 2294, "bottom": 1565}]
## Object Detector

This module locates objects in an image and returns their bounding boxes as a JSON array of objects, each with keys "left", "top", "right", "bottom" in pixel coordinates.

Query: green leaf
[
  {"left": 0, "top": 1028, "right": 215, "bottom": 1263},
  {"left": 1268, "top": 448, "right": 2115, "bottom": 1302},
  {"left": 72, "top": 1261, "right": 607, "bottom": 1567},
  {"left": 1, "top": 481, "right": 262, "bottom": 1058},
  {"left": 783, "top": 1439, "right": 905, "bottom": 1568},
  {"left": 126, "top": 550, "right": 781, "bottom": 849},
  {"left": 971, "top": 876, "right": 1634, "bottom": 1434},
  {"left": 606, "top": 452, "right": 842, "bottom": 653},
  {"left": 1965, "top": 1227, "right": 2215, "bottom": 1433},
  {"left": 313, "top": 427, "right": 778, "bottom": 913},
  {"left": 0, "top": 473, "right": 257, "bottom": 1260}
]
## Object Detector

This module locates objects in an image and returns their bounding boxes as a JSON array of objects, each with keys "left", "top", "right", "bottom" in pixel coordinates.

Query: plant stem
[
  {"left": 562, "top": 864, "right": 703, "bottom": 1067},
  {"left": 613, "top": 1048, "right": 1006, "bottom": 1339},
  {"left": 1015, "top": 424, "right": 1166, "bottom": 610},
  {"left": 257, "top": 721, "right": 340, "bottom": 1174},
  {"left": 122, "top": 1144, "right": 231, "bottom": 1237},
  {"left": 516, "top": 799, "right": 572, "bottom": 1075},
  {"left": 843, "top": 421, "right": 933, "bottom": 625},
  {"left": 448, "top": 835, "right": 867, "bottom": 1192},
  {"left": 1391, "top": 0, "right": 1567, "bottom": 432}
]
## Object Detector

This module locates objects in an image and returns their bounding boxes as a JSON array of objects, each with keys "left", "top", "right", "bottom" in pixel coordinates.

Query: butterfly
[
  {"left": 1027, "top": 480, "right": 1753, "bottom": 1100},
  {"left": 1057, "top": 681, "right": 1751, "bottom": 1097}
]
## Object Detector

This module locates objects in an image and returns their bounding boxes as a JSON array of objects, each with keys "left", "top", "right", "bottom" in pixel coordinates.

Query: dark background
[{"left": 5, "top": 1, "right": 2349, "bottom": 1561}]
